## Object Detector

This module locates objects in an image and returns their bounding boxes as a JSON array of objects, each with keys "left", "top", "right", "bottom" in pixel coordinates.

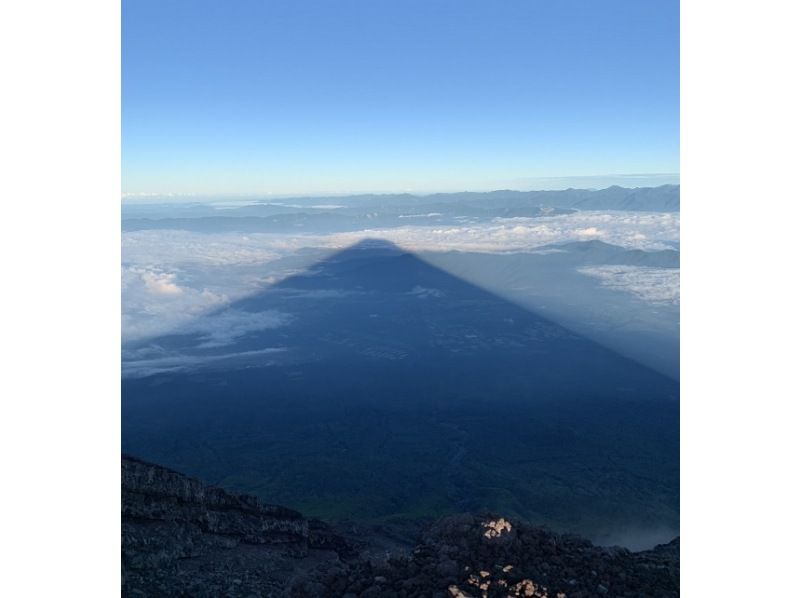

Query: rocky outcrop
[
  {"left": 123, "top": 455, "right": 308, "bottom": 546},
  {"left": 122, "top": 455, "right": 354, "bottom": 596},
  {"left": 294, "top": 514, "right": 679, "bottom": 598},
  {"left": 122, "top": 456, "right": 679, "bottom": 597}
]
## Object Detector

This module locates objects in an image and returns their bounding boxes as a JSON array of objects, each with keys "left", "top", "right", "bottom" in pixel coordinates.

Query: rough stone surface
[
  {"left": 123, "top": 455, "right": 309, "bottom": 546},
  {"left": 122, "top": 455, "right": 355, "bottom": 596},
  {"left": 302, "top": 513, "right": 679, "bottom": 598},
  {"left": 122, "top": 456, "right": 679, "bottom": 597}
]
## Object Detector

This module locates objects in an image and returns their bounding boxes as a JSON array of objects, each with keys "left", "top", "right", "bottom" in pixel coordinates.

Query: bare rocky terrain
[{"left": 122, "top": 456, "right": 679, "bottom": 597}]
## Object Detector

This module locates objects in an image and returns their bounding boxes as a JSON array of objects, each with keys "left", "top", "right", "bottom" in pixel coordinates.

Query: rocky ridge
[{"left": 122, "top": 455, "right": 358, "bottom": 596}]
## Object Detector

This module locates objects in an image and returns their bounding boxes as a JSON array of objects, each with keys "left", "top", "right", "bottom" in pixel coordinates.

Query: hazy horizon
[{"left": 122, "top": 176, "right": 680, "bottom": 203}]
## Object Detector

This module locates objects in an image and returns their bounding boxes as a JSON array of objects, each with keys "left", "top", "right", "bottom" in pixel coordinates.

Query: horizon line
[{"left": 122, "top": 179, "right": 680, "bottom": 204}]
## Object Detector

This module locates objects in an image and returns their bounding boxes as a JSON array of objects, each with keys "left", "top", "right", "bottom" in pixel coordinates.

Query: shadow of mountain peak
[
  {"left": 122, "top": 237, "right": 679, "bottom": 531},
  {"left": 123, "top": 237, "right": 677, "bottom": 396},
  {"left": 337, "top": 237, "right": 405, "bottom": 253}
]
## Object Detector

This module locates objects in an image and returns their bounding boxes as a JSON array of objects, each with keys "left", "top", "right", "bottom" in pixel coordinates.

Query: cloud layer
[
  {"left": 578, "top": 266, "right": 680, "bottom": 305},
  {"left": 122, "top": 210, "right": 680, "bottom": 343},
  {"left": 122, "top": 346, "right": 287, "bottom": 378}
]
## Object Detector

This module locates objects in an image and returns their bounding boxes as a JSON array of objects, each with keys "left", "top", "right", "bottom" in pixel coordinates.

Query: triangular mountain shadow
[
  {"left": 123, "top": 238, "right": 679, "bottom": 543},
  {"left": 123, "top": 238, "right": 675, "bottom": 389}
]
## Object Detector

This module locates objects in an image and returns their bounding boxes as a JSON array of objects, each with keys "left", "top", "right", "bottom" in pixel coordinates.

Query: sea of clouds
[{"left": 122, "top": 211, "right": 680, "bottom": 343}]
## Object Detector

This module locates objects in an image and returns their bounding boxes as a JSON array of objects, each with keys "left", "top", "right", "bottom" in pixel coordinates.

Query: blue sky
[{"left": 122, "top": 0, "right": 679, "bottom": 197}]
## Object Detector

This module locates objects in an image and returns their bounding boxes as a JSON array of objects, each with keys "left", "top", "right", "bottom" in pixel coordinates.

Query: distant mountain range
[
  {"left": 255, "top": 184, "right": 680, "bottom": 211},
  {"left": 334, "top": 184, "right": 680, "bottom": 211},
  {"left": 540, "top": 239, "right": 680, "bottom": 268},
  {"left": 121, "top": 185, "right": 679, "bottom": 232}
]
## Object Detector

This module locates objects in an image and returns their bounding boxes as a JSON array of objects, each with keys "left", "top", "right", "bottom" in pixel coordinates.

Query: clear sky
[{"left": 122, "top": 0, "right": 679, "bottom": 197}]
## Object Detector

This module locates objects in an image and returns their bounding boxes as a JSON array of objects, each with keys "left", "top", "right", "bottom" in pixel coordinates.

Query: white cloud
[
  {"left": 577, "top": 265, "right": 680, "bottom": 305},
  {"left": 123, "top": 230, "right": 288, "bottom": 266},
  {"left": 122, "top": 265, "right": 232, "bottom": 341},
  {"left": 122, "top": 267, "right": 292, "bottom": 344},
  {"left": 184, "top": 308, "right": 293, "bottom": 348},
  {"left": 323, "top": 211, "right": 678, "bottom": 253},
  {"left": 408, "top": 286, "right": 444, "bottom": 299},
  {"left": 274, "top": 288, "right": 360, "bottom": 299},
  {"left": 139, "top": 269, "right": 182, "bottom": 295},
  {"left": 122, "top": 347, "right": 287, "bottom": 378},
  {"left": 575, "top": 226, "right": 602, "bottom": 238}
]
